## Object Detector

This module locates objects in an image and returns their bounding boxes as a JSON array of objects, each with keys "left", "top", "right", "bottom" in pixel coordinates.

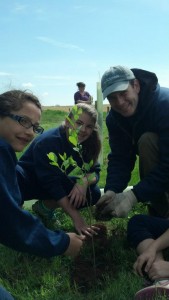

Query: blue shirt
[{"left": 0, "top": 138, "right": 70, "bottom": 257}]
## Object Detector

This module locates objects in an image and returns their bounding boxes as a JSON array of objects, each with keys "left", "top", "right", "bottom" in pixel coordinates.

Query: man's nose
[
  {"left": 116, "top": 94, "right": 125, "bottom": 106},
  {"left": 80, "top": 124, "right": 86, "bottom": 132}
]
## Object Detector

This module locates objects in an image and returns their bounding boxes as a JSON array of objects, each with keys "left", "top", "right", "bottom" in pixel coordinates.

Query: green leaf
[
  {"left": 50, "top": 161, "right": 59, "bottom": 167},
  {"left": 73, "top": 147, "right": 80, "bottom": 152},
  {"left": 68, "top": 166, "right": 82, "bottom": 176},
  {"left": 69, "top": 136, "right": 77, "bottom": 146},
  {"left": 63, "top": 152, "right": 67, "bottom": 159},
  {"left": 89, "top": 160, "right": 94, "bottom": 167},
  {"left": 47, "top": 153, "right": 59, "bottom": 167},
  {"left": 47, "top": 152, "right": 58, "bottom": 163},
  {"left": 83, "top": 162, "right": 91, "bottom": 172},
  {"left": 62, "top": 160, "right": 70, "bottom": 170},
  {"left": 59, "top": 153, "right": 67, "bottom": 161},
  {"left": 66, "top": 116, "right": 74, "bottom": 127},
  {"left": 68, "top": 156, "right": 76, "bottom": 166}
]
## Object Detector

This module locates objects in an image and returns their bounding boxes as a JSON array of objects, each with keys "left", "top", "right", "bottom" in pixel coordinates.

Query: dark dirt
[{"left": 71, "top": 223, "right": 117, "bottom": 292}]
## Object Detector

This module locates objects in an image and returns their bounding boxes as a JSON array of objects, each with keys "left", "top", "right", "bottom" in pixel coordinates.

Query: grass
[{"left": 1, "top": 110, "right": 163, "bottom": 300}]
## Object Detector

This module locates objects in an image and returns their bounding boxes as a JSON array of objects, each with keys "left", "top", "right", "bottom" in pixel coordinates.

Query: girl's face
[
  {"left": 69, "top": 111, "right": 95, "bottom": 144},
  {"left": 0, "top": 101, "right": 41, "bottom": 152}
]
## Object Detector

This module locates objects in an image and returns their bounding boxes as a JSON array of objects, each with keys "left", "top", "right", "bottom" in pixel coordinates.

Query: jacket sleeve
[
  {"left": 105, "top": 113, "right": 136, "bottom": 192},
  {"left": 133, "top": 96, "right": 169, "bottom": 202},
  {"left": 0, "top": 145, "right": 70, "bottom": 258}
]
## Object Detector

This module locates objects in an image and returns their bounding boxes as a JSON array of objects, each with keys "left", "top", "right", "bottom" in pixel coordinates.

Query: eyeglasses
[{"left": 4, "top": 113, "right": 44, "bottom": 134}]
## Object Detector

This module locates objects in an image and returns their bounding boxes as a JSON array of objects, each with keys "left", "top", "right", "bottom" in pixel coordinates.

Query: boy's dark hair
[{"left": 0, "top": 90, "right": 42, "bottom": 114}]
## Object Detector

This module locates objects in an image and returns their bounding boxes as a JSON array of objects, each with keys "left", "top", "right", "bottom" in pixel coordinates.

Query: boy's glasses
[{"left": 3, "top": 113, "right": 44, "bottom": 134}]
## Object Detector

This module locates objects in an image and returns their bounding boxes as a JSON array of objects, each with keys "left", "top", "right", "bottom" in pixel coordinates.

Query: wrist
[
  {"left": 148, "top": 242, "right": 158, "bottom": 253},
  {"left": 81, "top": 176, "right": 89, "bottom": 187}
]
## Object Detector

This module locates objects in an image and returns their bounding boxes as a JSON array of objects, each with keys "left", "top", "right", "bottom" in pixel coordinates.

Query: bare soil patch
[{"left": 71, "top": 223, "right": 117, "bottom": 292}]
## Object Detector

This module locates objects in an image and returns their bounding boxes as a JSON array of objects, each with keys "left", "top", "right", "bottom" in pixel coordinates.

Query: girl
[
  {"left": 0, "top": 90, "right": 84, "bottom": 299},
  {"left": 17, "top": 103, "right": 102, "bottom": 235}
]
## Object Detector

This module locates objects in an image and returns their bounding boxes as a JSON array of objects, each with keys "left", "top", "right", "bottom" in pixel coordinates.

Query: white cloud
[
  {"left": 36, "top": 36, "right": 85, "bottom": 52},
  {"left": 14, "top": 4, "right": 28, "bottom": 12},
  {"left": 0, "top": 72, "right": 13, "bottom": 76},
  {"left": 22, "top": 82, "right": 34, "bottom": 88}
]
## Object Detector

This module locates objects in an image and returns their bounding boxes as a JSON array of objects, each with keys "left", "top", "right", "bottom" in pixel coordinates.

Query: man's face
[{"left": 107, "top": 79, "right": 140, "bottom": 117}]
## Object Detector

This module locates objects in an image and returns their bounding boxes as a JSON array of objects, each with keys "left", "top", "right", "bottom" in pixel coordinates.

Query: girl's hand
[
  {"left": 133, "top": 247, "right": 157, "bottom": 277},
  {"left": 68, "top": 181, "right": 88, "bottom": 208},
  {"left": 73, "top": 214, "right": 99, "bottom": 236},
  {"left": 64, "top": 233, "right": 85, "bottom": 257},
  {"left": 148, "top": 260, "right": 169, "bottom": 281}
]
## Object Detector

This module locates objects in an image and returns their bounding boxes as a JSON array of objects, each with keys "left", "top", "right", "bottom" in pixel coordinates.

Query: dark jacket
[
  {"left": 0, "top": 138, "right": 69, "bottom": 257},
  {"left": 105, "top": 68, "right": 169, "bottom": 203},
  {"left": 17, "top": 126, "right": 100, "bottom": 201}
]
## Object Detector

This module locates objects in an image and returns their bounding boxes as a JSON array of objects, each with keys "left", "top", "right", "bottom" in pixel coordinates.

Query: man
[{"left": 96, "top": 65, "right": 169, "bottom": 220}]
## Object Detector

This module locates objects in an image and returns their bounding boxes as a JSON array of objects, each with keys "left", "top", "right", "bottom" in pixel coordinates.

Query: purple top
[{"left": 74, "top": 91, "right": 91, "bottom": 104}]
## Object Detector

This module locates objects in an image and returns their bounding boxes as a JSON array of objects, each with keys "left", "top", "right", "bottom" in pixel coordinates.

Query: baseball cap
[{"left": 101, "top": 66, "right": 135, "bottom": 99}]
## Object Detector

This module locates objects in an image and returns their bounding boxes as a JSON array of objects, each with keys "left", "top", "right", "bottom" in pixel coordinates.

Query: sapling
[
  {"left": 47, "top": 105, "right": 97, "bottom": 272},
  {"left": 47, "top": 105, "right": 95, "bottom": 225}
]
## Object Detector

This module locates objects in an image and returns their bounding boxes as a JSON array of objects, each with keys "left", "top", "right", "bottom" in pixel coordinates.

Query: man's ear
[{"left": 134, "top": 79, "right": 140, "bottom": 93}]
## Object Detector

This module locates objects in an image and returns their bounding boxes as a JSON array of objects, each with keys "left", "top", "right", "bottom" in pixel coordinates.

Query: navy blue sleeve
[
  {"left": 133, "top": 98, "right": 169, "bottom": 202},
  {"left": 105, "top": 113, "right": 136, "bottom": 192},
  {"left": 0, "top": 143, "right": 70, "bottom": 257}
]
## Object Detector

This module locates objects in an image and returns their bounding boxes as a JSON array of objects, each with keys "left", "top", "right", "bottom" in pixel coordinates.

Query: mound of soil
[{"left": 71, "top": 223, "right": 116, "bottom": 292}]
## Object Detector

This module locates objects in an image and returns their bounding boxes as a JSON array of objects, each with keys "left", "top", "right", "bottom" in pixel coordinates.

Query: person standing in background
[{"left": 74, "top": 82, "right": 92, "bottom": 104}]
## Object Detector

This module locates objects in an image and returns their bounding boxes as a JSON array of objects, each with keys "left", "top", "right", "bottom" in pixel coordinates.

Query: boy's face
[
  {"left": 0, "top": 102, "right": 41, "bottom": 151},
  {"left": 107, "top": 79, "right": 140, "bottom": 117}
]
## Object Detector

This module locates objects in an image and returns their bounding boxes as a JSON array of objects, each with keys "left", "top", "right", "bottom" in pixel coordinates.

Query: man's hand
[
  {"left": 95, "top": 190, "right": 116, "bottom": 220},
  {"left": 106, "top": 190, "right": 137, "bottom": 217},
  {"left": 96, "top": 190, "right": 137, "bottom": 219}
]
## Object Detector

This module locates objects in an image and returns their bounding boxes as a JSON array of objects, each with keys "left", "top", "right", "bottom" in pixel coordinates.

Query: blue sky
[{"left": 0, "top": 0, "right": 169, "bottom": 106}]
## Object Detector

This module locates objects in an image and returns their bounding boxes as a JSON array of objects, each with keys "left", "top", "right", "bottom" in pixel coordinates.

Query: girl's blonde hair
[{"left": 67, "top": 103, "right": 101, "bottom": 165}]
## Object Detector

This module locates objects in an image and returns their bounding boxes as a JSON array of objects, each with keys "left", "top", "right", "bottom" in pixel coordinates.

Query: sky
[{"left": 0, "top": 0, "right": 169, "bottom": 106}]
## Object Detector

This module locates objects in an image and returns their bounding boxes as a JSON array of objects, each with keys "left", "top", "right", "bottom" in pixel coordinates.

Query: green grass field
[{"left": 0, "top": 109, "right": 161, "bottom": 300}]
